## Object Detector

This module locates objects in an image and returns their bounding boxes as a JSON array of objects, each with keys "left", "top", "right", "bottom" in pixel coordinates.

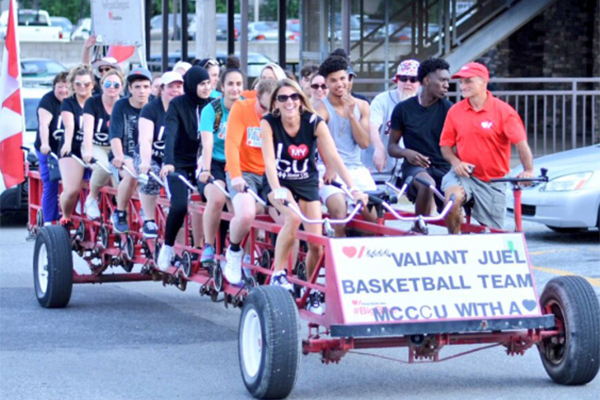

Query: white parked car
[{"left": 507, "top": 145, "right": 600, "bottom": 232}]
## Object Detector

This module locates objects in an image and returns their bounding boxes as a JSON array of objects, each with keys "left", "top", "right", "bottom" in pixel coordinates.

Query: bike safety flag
[{"left": 0, "top": 0, "right": 24, "bottom": 189}]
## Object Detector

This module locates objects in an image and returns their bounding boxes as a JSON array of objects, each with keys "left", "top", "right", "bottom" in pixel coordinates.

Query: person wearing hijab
[{"left": 157, "top": 66, "right": 212, "bottom": 270}]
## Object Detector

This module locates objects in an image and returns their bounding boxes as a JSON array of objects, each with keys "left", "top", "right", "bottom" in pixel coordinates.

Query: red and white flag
[{"left": 0, "top": 0, "right": 24, "bottom": 189}]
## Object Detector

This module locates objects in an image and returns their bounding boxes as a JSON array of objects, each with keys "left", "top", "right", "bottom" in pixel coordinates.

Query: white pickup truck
[{"left": 0, "top": 9, "right": 66, "bottom": 42}]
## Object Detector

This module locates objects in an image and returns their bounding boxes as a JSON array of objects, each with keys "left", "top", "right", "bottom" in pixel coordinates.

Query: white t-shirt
[{"left": 362, "top": 89, "right": 403, "bottom": 176}]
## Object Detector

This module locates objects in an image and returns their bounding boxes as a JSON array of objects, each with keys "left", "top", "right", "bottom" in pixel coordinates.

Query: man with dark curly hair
[
  {"left": 315, "top": 55, "right": 377, "bottom": 235},
  {"left": 388, "top": 57, "right": 453, "bottom": 233}
]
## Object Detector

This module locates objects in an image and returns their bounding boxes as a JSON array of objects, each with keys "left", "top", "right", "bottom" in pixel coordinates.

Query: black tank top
[{"left": 263, "top": 112, "right": 321, "bottom": 186}]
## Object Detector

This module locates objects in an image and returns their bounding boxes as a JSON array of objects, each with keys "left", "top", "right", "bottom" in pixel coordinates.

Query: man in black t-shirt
[
  {"left": 109, "top": 67, "right": 152, "bottom": 233},
  {"left": 388, "top": 58, "right": 452, "bottom": 233}
]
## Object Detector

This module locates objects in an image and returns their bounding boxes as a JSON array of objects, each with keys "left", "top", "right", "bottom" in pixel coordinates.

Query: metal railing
[{"left": 355, "top": 77, "right": 600, "bottom": 157}]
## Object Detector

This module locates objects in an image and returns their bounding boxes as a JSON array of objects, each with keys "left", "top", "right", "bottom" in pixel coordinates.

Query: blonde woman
[
  {"left": 261, "top": 79, "right": 367, "bottom": 310},
  {"left": 58, "top": 64, "right": 95, "bottom": 226},
  {"left": 82, "top": 69, "right": 124, "bottom": 218}
]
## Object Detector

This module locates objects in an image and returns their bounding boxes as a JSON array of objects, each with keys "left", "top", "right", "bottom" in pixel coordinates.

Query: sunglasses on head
[
  {"left": 99, "top": 67, "right": 113, "bottom": 73},
  {"left": 311, "top": 84, "right": 327, "bottom": 90},
  {"left": 276, "top": 93, "right": 301, "bottom": 103},
  {"left": 396, "top": 75, "right": 418, "bottom": 83},
  {"left": 75, "top": 81, "right": 92, "bottom": 88},
  {"left": 103, "top": 81, "right": 122, "bottom": 89},
  {"left": 203, "top": 59, "right": 219, "bottom": 68}
]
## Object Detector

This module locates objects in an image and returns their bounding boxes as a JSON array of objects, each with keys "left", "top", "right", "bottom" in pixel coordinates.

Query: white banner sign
[
  {"left": 91, "top": 0, "right": 144, "bottom": 46},
  {"left": 330, "top": 233, "right": 541, "bottom": 324}
]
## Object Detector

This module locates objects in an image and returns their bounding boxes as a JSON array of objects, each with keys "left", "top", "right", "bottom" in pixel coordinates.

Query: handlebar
[
  {"left": 414, "top": 176, "right": 445, "bottom": 201},
  {"left": 382, "top": 194, "right": 456, "bottom": 223},
  {"left": 283, "top": 199, "right": 364, "bottom": 226},
  {"left": 207, "top": 177, "right": 231, "bottom": 199},
  {"left": 490, "top": 168, "right": 549, "bottom": 185}
]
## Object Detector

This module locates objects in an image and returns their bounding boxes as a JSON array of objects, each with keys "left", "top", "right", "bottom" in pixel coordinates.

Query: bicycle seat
[{"left": 365, "top": 189, "right": 390, "bottom": 204}]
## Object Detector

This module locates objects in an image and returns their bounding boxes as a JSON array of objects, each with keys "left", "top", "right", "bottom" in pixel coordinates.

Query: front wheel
[
  {"left": 33, "top": 226, "right": 74, "bottom": 308},
  {"left": 538, "top": 276, "right": 600, "bottom": 385},
  {"left": 239, "top": 286, "right": 301, "bottom": 399}
]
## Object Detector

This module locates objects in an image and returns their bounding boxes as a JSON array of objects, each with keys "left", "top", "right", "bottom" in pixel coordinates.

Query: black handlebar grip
[
  {"left": 330, "top": 181, "right": 344, "bottom": 189},
  {"left": 368, "top": 195, "right": 384, "bottom": 205},
  {"left": 207, "top": 176, "right": 215, "bottom": 184}
]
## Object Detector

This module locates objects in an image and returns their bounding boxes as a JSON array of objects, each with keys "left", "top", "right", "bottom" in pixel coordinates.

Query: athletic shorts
[
  {"left": 318, "top": 164, "right": 377, "bottom": 203},
  {"left": 264, "top": 179, "right": 320, "bottom": 203},
  {"left": 134, "top": 153, "right": 162, "bottom": 196},
  {"left": 197, "top": 159, "right": 227, "bottom": 197},
  {"left": 226, "top": 171, "right": 268, "bottom": 202},
  {"left": 441, "top": 169, "right": 507, "bottom": 229},
  {"left": 401, "top": 163, "right": 450, "bottom": 210}
]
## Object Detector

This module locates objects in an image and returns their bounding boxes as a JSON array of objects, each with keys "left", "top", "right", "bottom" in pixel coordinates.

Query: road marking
[
  {"left": 529, "top": 248, "right": 600, "bottom": 256},
  {"left": 533, "top": 266, "right": 600, "bottom": 287}
]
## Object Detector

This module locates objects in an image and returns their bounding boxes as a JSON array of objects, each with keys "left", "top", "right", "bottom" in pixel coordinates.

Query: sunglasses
[
  {"left": 396, "top": 75, "right": 418, "bottom": 83},
  {"left": 99, "top": 67, "right": 113, "bottom": 73},
  {"left": 103, "top": 81, "right": 122, "bottom": 89},
  {"left": 203, "top": 59, "right": 219, "bottom": 68},
  {"left": 311, "top": 84, "right": 327, "bottom": 90},
  {"left": 75, "top": 81, "right": 92, "bottom": 88},
  {"left": 258, "top": 102, "right": 269, "bottom": 111},
  {"left": 276, "top": 93, "right": 301, "bottom": 103}
]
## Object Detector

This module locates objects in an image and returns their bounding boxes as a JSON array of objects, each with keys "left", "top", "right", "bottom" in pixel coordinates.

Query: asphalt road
[{"left": 1, "top": 215, "right": 599, "bottom": 400}]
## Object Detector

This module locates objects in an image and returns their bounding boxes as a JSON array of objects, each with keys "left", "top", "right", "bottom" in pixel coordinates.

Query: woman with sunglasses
[
  {"left": 135, "top": 71, "right": 184, "bottom": 238},
  {"left": 309, "top": 73, "right": 328, "bottom": 108},
  {"left": 156, "top": 67, "right": 212, "bottom": 271},
  {"left": 58, "top": 64, "right": 95, "bottom": 226},
  {"left": 81, "top": 70, "right": 125, "bottom": 219},
  {"left": 197, "top": 56, "right": 244, "bottom": 266},
  {"left": 261, "top": 79, "right": 367, "bottom": 307}
]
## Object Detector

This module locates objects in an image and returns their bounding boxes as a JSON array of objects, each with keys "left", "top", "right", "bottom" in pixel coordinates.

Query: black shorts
[
  {"left": 400, "top": 164, "right": 450, "bottom": 208},
  {"left": 197, "top": 159, "right": 227, "bottom": 199},
  {"left": 265, "top": 179, "right": 320, "bottom": 204}
]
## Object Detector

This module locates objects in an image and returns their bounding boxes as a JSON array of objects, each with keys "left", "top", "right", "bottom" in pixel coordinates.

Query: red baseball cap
[{"left": 452, "top": 62, "right": 490, "bottom": 81}]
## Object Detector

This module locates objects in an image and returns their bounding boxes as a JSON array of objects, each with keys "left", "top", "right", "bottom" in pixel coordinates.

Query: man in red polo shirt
[{"left": 439, "top": 62, "right": 534, "bottom": 233}]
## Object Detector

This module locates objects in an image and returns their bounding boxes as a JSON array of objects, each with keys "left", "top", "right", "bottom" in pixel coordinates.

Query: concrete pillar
[{"left": 196, "top": 0, "right": 217, "bottom": 59}]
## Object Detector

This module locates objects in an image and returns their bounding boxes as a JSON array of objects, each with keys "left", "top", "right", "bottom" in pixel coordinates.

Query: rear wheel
[
  {"left": 538, "top": 276, "right": 600, "bottom": 385},
  {"left": 239, "top": 286, "right": 301, "bottom": 399},
  {"left": 33, "top": 226, "right": 73, "bottom": 308}
]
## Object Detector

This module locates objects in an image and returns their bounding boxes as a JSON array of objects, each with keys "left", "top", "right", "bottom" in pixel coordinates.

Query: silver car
[{"left": 506, "top": 145, "right": 600, "bottom": 232}]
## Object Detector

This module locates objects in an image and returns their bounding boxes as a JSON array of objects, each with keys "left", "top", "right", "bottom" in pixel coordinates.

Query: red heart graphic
[
  {"left": 342, "top": 246, "right": 357, "bottom": 258},
  {"left": 288, "top": 144, "right": 309, "bottom": 160},
  {"left": 352, "top": 300, "right": 361, "bottom": 306}
]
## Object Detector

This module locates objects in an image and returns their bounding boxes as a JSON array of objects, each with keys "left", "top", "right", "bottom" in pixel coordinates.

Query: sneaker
[
  {"left": 111, "top": 210, "right": 129, "bottom": 233},
  {"left": 84, "top": 195, "right": 101, "bottom": 219},
  {"left": 201, "top": 243, "right": 215, "bottom": 265},
  {"left": 307, "top": 292, "right": 325, "bottom": 315},
  {"left": 142, "top": 220, "right": 158, "bottom": 238},
  {"left": 270, "top": 270, "right": 293, "bottom": 292},
  {"left": 224, "top": 247, "right": 243, "bottom": 285},
  {"left": 157, "top": 244, "right": 175, "bottom": 271},
  {"left": 410, "top": 221, "right": 429, "bottom": 235},
  {"left": 59, "top": 217, "right": 73, "bottom": 232}
]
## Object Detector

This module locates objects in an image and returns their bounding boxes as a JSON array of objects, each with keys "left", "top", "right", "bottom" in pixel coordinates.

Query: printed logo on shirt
[
  {"left": 246, "top": 127, "right": 262, "bottom": 148},
  {"left": 217, "top": 122, "right": 228, "bottom": 140},
  {"left": 288, "top": 144, "right": 308, "bottom": 160},
  {"left": 481, "top": 121, "right": 493, "bottom": 129},
  {"left": 153, "top": 126, "right": 165, "bottom": 151},
  {"left": 276, "top": 143, "right": 309, "bottom": 180}
]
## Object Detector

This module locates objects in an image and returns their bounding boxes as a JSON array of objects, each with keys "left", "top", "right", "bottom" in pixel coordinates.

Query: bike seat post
[{"left": 513, "top": 185, "right": 523, "bottom": 232}]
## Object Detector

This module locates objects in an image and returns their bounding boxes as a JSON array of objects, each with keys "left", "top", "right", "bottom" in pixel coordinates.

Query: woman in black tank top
[{"left": 261, "top": 79, "right": 368, "bottom": 302}]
